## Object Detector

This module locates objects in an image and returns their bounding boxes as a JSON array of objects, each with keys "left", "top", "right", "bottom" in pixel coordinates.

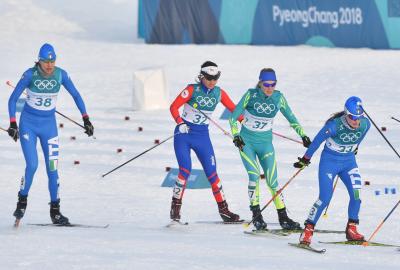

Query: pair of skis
[
  {"left": 14, "top": 219, "right": 109, "bottom": 229},
  {"left": 245, "top": 228, "right": 400, "bottom": 254}
]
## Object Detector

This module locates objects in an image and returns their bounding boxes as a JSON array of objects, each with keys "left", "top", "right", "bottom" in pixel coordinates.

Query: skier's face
[
  {"left": 346, "top": 115, "right": 360, "bottom": 128},
  {"left": 39, "top": 60, "right": 56, "bottom": 76},
  {"left": 261, "top": 80, "right": 276, "bottom": 96},
  {"left": 202, "top": 77, "right": 218, "bottom": 89}
]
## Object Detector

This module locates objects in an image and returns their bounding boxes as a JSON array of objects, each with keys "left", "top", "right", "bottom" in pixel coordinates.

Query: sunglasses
[
  {"left": 347, "top": 113, "right": 361, "bottom": 121},
  {"left": 263, "top": 81, "right": 277, "bottom": 87}
]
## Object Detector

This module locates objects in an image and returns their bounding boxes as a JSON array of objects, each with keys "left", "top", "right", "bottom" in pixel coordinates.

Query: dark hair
[
  {"left": 201, "top": 61, "right": 218, "bottom": 68},
  {"left": 325, "top": 111, "right": 345, "bottom": 124},
  {"left": 256, "top": 68, "right": 276, "bottom": 88}
]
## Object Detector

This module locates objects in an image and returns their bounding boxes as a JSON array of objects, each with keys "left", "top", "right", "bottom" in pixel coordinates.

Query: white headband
[{"left": 201, "top": 66, "right": 219, "bottom": 76}]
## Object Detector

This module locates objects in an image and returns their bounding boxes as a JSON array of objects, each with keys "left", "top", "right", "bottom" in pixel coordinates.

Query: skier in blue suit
[
  {"left": 7, "top": 43, "right": 94, "bottom": 225},
  {"left": 294, "top": 96, "right": 370, "bottom": 246}
]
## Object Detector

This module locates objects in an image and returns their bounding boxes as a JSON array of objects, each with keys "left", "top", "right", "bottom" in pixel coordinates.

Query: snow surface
[{"left": 0, "top": 0, "right": 400, "bottom": 269}]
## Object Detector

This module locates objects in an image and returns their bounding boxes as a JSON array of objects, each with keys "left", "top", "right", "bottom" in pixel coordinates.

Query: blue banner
[
  {"left": 161, "top": 168, "right": 211, "bottom": 189},
  {"left": 139, "top": 0, "right": 400, "bottom": 49}
]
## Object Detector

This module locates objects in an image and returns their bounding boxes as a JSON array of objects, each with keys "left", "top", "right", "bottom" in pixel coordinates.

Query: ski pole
[
  {"left": 391, "top": 116, "right": 400, "bottom": 124},
  {"left": 0, "top": 126, "right": 8, "bottom": 132},
  {"left": 322, "top": 176, "right": 339, "bottom": 218},
  {"left": 272, "top": 132, "right": 302, "bottom": 144},
  {"left": 362, "top": 199, "right": 400, "bottom": 246},
  {"left": 6, "top": 81, "right": 94, "bottom": 138},
  {"left": 363, "top": 108, "right": 400, "bottom": 159},
  {"left": 244, "top": 168, "right": 303, "bottom": 228},
  {"left": 102, "top": 133, "right": 178, "bottom": 178}
]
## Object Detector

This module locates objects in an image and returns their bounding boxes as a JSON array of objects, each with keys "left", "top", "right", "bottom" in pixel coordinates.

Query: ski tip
[{"left": 361, "top": 241, "right": 369, "bottom": 247}]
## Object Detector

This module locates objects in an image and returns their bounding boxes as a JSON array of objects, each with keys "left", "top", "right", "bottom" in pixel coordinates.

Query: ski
[
  {"left": 166, "top": 220, "right": 189, "bottom": 228},
  {"left": 244, "top": 229, "right": 289, "bottom": 237},
  {"left": 288, "top": 243, "right": 326, "bottom": 254},
  {"left": 269, "top": 228, "right": 344, "bottom": 234},
  {"left": 196, "top": 220, "right": 246, "bottom": 225},
  {"left": 27, "top": 223, "right": 109, "bottom": 229},
  {"left": 319, "top": 240, "right": 400, "bottom": 248}
]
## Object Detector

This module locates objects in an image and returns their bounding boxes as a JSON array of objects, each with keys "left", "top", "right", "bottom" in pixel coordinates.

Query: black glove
[
  {"left": 293, "top": 156, "right": 310, "bottom": 169},
  {"left": 83, "top": 116, "right": 94, "bottom": 136},
  {"left": 302, "top": 136, "right": 311, "bottom": 148},
  {"left": 233, "top": 135, "right": 245, "bottom": 151},
  {"left": 8, "top": 121, "right": 19, "bottom": 142}
]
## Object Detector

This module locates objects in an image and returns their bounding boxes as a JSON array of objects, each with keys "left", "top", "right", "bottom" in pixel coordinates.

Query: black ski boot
[
  {"left": 250, "top": 205, "right": 267, "bottom": 230},
  {"left": 277, "top": 207, "right": 301, "bottom": 230},
  {"left": 217, "top": 200, "right": 240, "bottom": 222},
  {"left": 50, "top": 200, "right": 70, "bottom": 225},
  {"left": 170, "top": 197, "right": 182, "bottom": 221},
  {"left": 13, "top": 192, "right": 28, "bottom": 220}
]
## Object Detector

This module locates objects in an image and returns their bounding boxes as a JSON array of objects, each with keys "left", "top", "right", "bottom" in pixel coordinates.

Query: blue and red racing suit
[{"left": 170, "top": 83, "right": 242, "bottom": 203}]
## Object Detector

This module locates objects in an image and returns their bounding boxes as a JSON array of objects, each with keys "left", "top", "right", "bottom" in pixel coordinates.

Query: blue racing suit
[
  {"left": 303, "top": 114, "right": 370, "bottom": 225},
  {"left": 8, "top": 64, "right": 88, "bottom": 202}
]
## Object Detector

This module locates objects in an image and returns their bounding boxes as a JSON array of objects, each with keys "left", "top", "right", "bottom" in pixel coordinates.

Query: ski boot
[
  {"left": 346, "top": 220, "right": 365, "bottom": 241},
  {"left": 250, "top": 205, "right": 267, "bottom": 230},
  {"left": 299, "top": 222, "right": 315, "bottom": 246},
  {"left": 13, "top": 192, "right": 28, "bottom": 227},
  {"left": 217, "top": 200, "right": 240, "bottom": 222},
  {"left": 50, "top": 200, "right": 70, "bottom": 225},
  {"left": 170, "top": 197, "right": 182, "bottom": 221},
  {"left": 277, "top": 207, "right": 301, "bottom": 230}
]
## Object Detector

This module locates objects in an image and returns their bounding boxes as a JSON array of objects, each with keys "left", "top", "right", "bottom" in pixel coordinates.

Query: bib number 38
[{"left": 35, "top": 97, "right": 52, "bottom": 107}]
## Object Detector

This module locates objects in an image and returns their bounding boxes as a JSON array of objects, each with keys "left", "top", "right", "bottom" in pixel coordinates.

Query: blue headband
[{"left": 259, "top": 71, "right": 276, "bottom": 81}]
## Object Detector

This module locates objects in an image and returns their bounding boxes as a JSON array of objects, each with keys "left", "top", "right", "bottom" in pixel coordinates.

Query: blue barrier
[
  {"left": 375, "top": 187, "right": 397, "bottom": 195},
  {"left": 161, "top": 168, "right": 211, "bottom": 189},
  {"left": 139, "top": 0, "right": 400, "bottom": 49}
]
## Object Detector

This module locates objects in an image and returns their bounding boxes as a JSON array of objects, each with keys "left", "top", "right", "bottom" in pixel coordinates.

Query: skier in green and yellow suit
[{"left": 229, "top": 68, "right": 311, "bottom": 230}]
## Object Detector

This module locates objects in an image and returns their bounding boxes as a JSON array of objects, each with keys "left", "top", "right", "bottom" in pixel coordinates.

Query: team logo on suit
[{"left": 254, "top": 102, "right": 275, "bottom": 114}]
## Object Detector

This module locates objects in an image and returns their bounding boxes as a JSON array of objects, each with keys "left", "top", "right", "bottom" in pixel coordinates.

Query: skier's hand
[
  {"left": 177, "top": 123, "right": 189, "bottom": 134},
  {"left": 233, "top": 135, "right": 245, "bottom": 151},
  {"left": 302, "top": 136, "right": 312, "bottom": 148},
  {"left": 83, "top": 116, "right": 94, "bottom": 136},
  {"left": 7, "top": 121, "right": 19, "bottom": 142},
  {"left": 293, "top": 156, "right": 310, "bottom": 169}
]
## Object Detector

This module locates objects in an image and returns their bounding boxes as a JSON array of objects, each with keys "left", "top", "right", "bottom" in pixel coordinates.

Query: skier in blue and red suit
[
  {"left": 7, "top": 43, "right": 94, "bottom": 226},
  {"left": 169, "top": 61, "right": 243, "bottom": 222}
]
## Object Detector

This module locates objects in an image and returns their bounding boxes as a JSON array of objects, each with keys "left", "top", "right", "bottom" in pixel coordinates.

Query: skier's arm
[
  {"left": 279, "top": 94, "right": 306, "bottom": 138},
  {"left": 8, "top": 70, "right": 32, "bottom": 122},
  {"left": 304, "top": 121, "right": 336, "bottom": 159},
  {"left": 61, "top": 70, "right": 88, "bottom": 117},
  {"left": 220, "top": 89, "right": 243, "bottom": 122},
  {"left": 170, "top": 85, "right": 194, "bottom": 124},
  {"left": 229, "top": 91, "right": 249, "bottom": 136}
]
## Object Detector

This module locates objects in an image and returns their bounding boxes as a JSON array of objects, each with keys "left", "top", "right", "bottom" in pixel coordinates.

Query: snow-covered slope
[{"left": 0, "top": 1, "right": 399, "bottom": 269}]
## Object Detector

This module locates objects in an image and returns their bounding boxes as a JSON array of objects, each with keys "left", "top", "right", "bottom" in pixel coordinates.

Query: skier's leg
[
  {"left": 170, "top": 126, "right": 192, "bottom": 220},
  {"left": 339, "top": 161, "right": 364, "bottom": 241},
  {"left": 193, "top": 133, "right": 240, "bottom": 222}
]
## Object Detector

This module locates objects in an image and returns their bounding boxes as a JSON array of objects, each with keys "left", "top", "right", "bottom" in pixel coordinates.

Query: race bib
[
  {"left": 26, "top": 89, "right": 58, "bottom": 111},
  {"left": 181, "top": 103, "right": 212, "bottom": 125},
  {"left": 325, "top": 137, "right": 358, "bottom": 153},
  {"left": 242, "top": 110, "right": 273, "bottom": 132}
]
